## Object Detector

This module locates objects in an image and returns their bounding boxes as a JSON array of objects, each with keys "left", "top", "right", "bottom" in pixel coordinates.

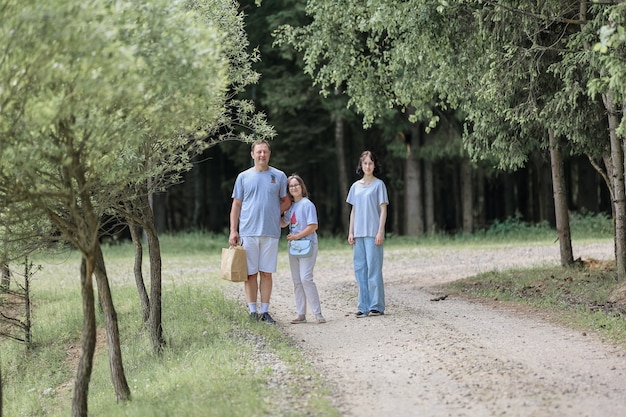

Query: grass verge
[
  {"left": 443, "top": 258, "right": 626, "bottom": 348},
  {"left": 1, "top": 244, "right": 338, "bottom": 417}
]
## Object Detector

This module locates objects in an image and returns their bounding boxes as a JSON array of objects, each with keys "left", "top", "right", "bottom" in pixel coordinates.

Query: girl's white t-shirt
[
  {"left": 346, "top": 178, "right": 389, "bottom": 238},
  {"left": 283, "top": 197, "right": 318, "bottom": 243}
]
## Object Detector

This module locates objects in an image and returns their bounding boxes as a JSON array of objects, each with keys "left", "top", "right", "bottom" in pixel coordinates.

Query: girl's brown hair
[
  {"left": 356, "top": 150, "right": 382, "bottom": 176},
  {"left": 287, "top": 174, "right": 309, "bottom": 199}
]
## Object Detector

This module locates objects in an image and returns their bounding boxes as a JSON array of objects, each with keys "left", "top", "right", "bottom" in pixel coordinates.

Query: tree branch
[{"left": 483, "top": 0, "right": 589, "bottom": 25}]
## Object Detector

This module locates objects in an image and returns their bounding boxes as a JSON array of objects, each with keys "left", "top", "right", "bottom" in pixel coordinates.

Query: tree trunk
[
  {"left": 461, "top": 157, "right": 473, "bottom": 234},
  {"left": 117, "top": 187, "right": 165, "bottom": 353},
  {"left": 475, "top": 166, "right": 486, "bottom": 229},
  {"left": 93, "top": 245, "right": 131, "bottom": 401},
  {"left": 0, "top": 260, "right": 8, "bottom": 291},
  {"left": 334, "top": 93, "right": 350, "bottom": 235},
  {"left": 192, "top": 155, "right": 206, "bottom": 229},
  {"left": 139, "top": 193, "right": 166, "bottom": 353},
  {"left": 503, "top": 173, "right": 516, "bottom": 219},
  {"left": 24, "top": 259, "right": 32, "bottom": 347},
  {"left": 72, "top": 257, "right": 97, "bottom": 417},
  {"left": 424, "top": 159, "right": 435, "bottom": 234},
  {"left": 548, "top": 130, "right": 574, "bottom": 266},
  {"left": 1, "top": 235, "right": 9, "bottom": 290},
  {"left": 589, "top": 154, "right": 619, "bottom": 267},
  {"left": 452, "top": 162, "right": 462, "bottom": 229},
  {"left": 539, "top": 156, "right": 556, "bottom": 227},
  {"left": 128, "top": 221, "right": 150, "bottom": 324},
  {"left": 604, "top": 92, "right": 626, "bottom": 280},
  {"left": 405, "top": 123, "right": 424, "bottom": 236}
]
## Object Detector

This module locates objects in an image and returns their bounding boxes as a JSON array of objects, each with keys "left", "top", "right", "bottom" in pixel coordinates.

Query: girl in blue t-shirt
[
  {"left": 346, "top": 151, "right": 389, "bottom": 318},
  {"left": 281, "top": 174, "right": 326, "bottom": 324}
]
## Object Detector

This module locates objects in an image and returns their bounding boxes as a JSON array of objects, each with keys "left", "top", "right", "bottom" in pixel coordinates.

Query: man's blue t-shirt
[{"left": 232, "top": 167, "right": 288, "bottom": 238}]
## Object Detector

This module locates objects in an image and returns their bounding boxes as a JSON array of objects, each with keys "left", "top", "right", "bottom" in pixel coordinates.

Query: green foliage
[
  {"left": 0, "top": 0, "right": 276, "bottom": 257},
  {"left": 307, "top": 210, "right": 616, "bottom": 253},
  {"left": 276, "top": 0, "right": 619, "bottom": 171},
  {"left": 589, "top": 2, "right": 626, "bottom": 136},
  {"left": 275, "top": 0, "right": 454, "bottom": 128},
  {"left": 568, "top": 211, "right": 615, "bottom": 239},
  {"left": 184, "top": 0, "right": 276, "bottom": 143},
  {"left": 0, "top": 0, "right": 231, "bottom": 253},
  {"left": 476, "top": 215, "right": 554, "bottom": 240},
  {"left": 468, "top": 211, "right": 614, "bottom": 242},
  {"left": 1, "top": 0, "right": 227, "bottom": 173}
]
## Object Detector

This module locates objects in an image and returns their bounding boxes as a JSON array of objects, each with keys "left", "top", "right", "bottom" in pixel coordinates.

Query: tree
[
  {"left": 0, "top": 0, "right": 236, "bottom": 414},
  {"left": 276, "top": 0, "right": 621, "bottom": 267},
  {"left": 112, "top": 0, "right": 276, "bottom": 353},
  {"left": 590, "top": 1, "right": 626, "bottom": 277}
]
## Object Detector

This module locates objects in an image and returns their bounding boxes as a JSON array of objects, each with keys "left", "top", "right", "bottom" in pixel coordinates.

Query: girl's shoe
[
  {"left": 316, "top": 315, "right": 326, "bottom": 324},
  {"left": 290, "top": 315, "right": 307, "bottom": 324}
]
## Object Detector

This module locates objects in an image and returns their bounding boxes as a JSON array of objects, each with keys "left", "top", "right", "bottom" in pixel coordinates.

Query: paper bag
[{"left": 220, "top": 245, "right": 248, "bottom": 282}]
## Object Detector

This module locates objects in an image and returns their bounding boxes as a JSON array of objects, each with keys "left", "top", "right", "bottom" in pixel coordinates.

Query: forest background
[{"left": 156, "top": 0, "right": 618, "bottom": 239}]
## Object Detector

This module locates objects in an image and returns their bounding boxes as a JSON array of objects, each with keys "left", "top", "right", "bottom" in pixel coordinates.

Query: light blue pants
[
  {"left": 288, "top": 243, "right": 322, "bottom": 316},
  {"left": 353, "top": 237, "right": 385, "bottom": 313}
]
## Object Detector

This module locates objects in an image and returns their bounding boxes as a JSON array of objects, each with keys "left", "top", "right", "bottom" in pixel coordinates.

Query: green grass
[
  {"left": 1, "top": 212, "right": 622, "bottom": 415},
  {"left": 3, "top": 240, "right": 338, "bottom": 417}
]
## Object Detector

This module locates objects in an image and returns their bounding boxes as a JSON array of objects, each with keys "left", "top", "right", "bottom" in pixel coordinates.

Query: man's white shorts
[{"left": 242, "top": 236, "right": 279, "bottom": 275}]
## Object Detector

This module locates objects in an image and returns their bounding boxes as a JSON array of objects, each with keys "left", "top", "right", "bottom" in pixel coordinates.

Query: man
[{"left": 229, "top": 139, "right": 291, "bottom": 323}]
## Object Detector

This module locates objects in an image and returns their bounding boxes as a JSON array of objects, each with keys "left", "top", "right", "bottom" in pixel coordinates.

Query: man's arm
[
  {"left": 229, "top": 198, "right": 242, "bottom": 246},
  {"left": 280, "top": 195, "right": 292, "bottom": 215}
]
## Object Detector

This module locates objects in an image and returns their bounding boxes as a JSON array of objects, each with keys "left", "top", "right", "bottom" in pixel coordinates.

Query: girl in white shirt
[
  {"left": 346, "top": 151, "right": 389, "bottom": 318},
  {"left": 281, "top": 174, "right": 326, "bottom": 324}
]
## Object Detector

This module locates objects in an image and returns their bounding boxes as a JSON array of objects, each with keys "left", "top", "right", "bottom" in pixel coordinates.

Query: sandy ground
[{"left": 228, "top": 242, "right": 626, "bottom": 417}]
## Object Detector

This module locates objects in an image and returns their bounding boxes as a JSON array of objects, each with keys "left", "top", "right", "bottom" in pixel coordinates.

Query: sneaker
[
  {"left": 369, "top": 310, "right": 384, "bottom": 316},
  {"left": 355, "top": 311, "right": 367, "bottom": 318},
  {"left": 260, "top": 312, "right": 276, "bottom": 324},
  {"left": 249, "top": 312, "right": 260, "bottom": 321}
]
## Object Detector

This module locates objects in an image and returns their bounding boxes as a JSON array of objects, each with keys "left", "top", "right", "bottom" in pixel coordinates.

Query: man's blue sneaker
[{"left": 260, "top": 312, "right": 276, "bottom": 324}]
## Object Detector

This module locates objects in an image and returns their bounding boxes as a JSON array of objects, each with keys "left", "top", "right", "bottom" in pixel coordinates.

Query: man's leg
[
  {"left": 257, "top": 237, "right": 278, "bottom": 323},
  {"left": 259, "top": 271, "right": 273, "bottom": 306},
  {"left": 241, "top": 237, "right": 261, "bottom": 318},
  {"left": 258, "top": 271, "right": 275, "bottom": 323},
  {"left": 245, "top": 273, "right": 259, "bottom": 303}
]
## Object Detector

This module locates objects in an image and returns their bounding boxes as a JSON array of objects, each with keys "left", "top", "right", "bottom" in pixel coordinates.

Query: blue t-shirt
[
  {"left": 232, "top": 166, "right": 288, "bottom": 238},
  {"left": 346, "top": 178, "right": 389, "bottom": 238},
  {"left": 283, "top": 197, "right": 318, "bottom": 243}
]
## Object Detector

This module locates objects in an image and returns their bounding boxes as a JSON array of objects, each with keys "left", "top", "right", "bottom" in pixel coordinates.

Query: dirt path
[{"left": 250, "top": 242, "right": 626, "bottom": 417}]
